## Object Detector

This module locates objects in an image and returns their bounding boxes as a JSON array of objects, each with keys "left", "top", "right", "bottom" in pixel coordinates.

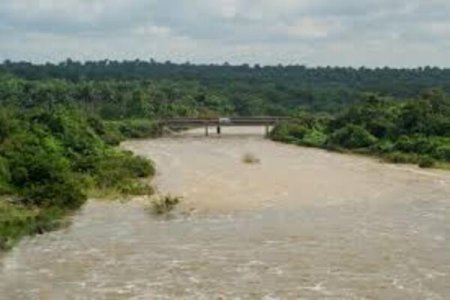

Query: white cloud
[{"left": 0, "top": 0, "right": 450, "bottom": 66}]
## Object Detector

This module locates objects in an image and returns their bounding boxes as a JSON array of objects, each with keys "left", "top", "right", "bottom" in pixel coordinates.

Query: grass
[
  {"left": 87, "top": 182, "right": 154, "bottom": 201},
  {"left": 0, "top": 200, "right": 71, "bottom": 251}
]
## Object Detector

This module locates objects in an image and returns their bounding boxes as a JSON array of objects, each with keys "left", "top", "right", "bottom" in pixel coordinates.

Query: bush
[
  {"left": 270, "top": 122, "right": 307, "bottom": 142},
  {"left": 93, "top": 151, "right": 154, "bottom": 189},
  {"left": 370, "top": 140, "right": 395, "bottom": 154},
  {"left": 100, "top": 122, "right": 125, "bottom": 146},
  {"left": 124, "top": 154, "right": 155, "bottom": 178},
  {"left": 418, "top": 156, "right": 436, "bottom": 168},
  {"left": 302, "top": 129, "right": 328, "bottom": 147},
  {"left": 118, "top": 120, "right": 161, "bottom": 139},
  {"left": 99, "top": 120, "right": 162, "bottom": 145},
  {"left": 328, "top": 125, "right": 378, "bottom": 149},
  {"left": 0, "top": 108, "right": 158, "bottom": 249},
  {"left": 146, "top": 194, "right": 181, "bottom": 215},
  {"left": 118, "top": 181, "right": 154, "bottom": 196},
  {"left": 0, "top": 203, "right": 68, "bottom": 250},
  {"left": 0, "top": 157, "right": 11, "bottom": 195},
  {"left": 435, "top": 145, "right": 450, "bottom": 162},
  {"left": 384, "top": 152, "right": 418, "bottom": 164},
  {"left": 20, "top": 179, "right": 86, "bottom": 209},
  {"left": 394, "top": 135, "right": 437, "bottom": 154}
]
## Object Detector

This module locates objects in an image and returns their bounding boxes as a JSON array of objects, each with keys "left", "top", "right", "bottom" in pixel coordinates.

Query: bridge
[{"left": 161, "top": 116, "right": 287, "bottom": 136}]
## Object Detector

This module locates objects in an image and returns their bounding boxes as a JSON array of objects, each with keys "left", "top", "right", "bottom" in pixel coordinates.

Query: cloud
[{"left": 0, "top": 0, "right": 450, "bottom": 66}]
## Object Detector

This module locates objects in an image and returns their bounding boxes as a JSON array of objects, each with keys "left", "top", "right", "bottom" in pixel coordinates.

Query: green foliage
[
  {"left": 384, "top": 152, "right": 419, "bottom": 164},
  {"left": 435, "top": 145, "right": 450, "bottom": 161},
  {"left": 271, "top": 91, "right": 450, "bottom": 168},
  {"left": 94, "top": 120, "right": 124, "bottom": 146},
  {"left": 328, "top": 125, "right": 378, "bottom": 149},
  {"left": 331, "top": 94, "right": 398, "bottom": 138},
  {"left": 116, "top": 120, "right": 162, "bottom": 139},
  {"left": 302, "top": 130, "right": 328, "bottom": 147},
  {"left": 418, "top": 156, "right": 436, "bottom": 169},
  {"left": 117, "top": 181, "right": 154, "bottom": 196},
  {"left": 93, "top": 151, "right": 154, "bottom": 189},
  {"left": 370, "top": 140, "right": 395, "bottom": 154},
  {"left": 0, "top": 107, "right": 156, "bottom": 249},
  {"left": 92, "top": 119, "right": 162, "bottom": 146},
  {"left": 0, "top": 202, "right": 67, "bottom": 250},
  {"left": 270, "top": 122, "right": 308, "bottom": 142},
  {"left": 4, "top": 60, "right": 450, "bottom": 115},
  {"left": 0, "top": 157, "right": 11, "bottom": 195},
  {"left": 394, "top": 135, "right": 437, "bottom": 155},
  {"left": 270, "top": 113, "right": 331, "bottom": 147}
]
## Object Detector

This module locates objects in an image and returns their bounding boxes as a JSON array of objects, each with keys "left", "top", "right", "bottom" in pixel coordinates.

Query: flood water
[{"left": 1, "top": 127, "right": 450, "bottom": 299}]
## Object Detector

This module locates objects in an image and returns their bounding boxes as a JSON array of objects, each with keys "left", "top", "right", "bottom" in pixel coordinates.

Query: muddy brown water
[{"left": 1, "top": 127, "right": 449, "bottom": 299}]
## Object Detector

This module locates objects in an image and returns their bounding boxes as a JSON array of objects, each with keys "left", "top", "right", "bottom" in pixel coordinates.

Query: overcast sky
[{"left": 1, "top": 0, "right": 449, "bottom": 67}]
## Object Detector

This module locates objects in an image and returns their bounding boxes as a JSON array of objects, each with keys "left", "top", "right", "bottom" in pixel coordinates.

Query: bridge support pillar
[{"left": 217, "top": 125, "right": 221, "bottom": 135}]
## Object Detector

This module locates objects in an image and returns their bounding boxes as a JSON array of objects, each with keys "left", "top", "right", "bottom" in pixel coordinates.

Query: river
[{"left": 1, "top": 127, "right": 449, "bottom": 299}]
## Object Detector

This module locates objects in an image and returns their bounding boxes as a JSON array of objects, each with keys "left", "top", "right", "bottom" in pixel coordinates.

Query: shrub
[
  {"left": 124, "top": 154, "right": 155, "bottom": 178},
  {"left": 118, "top": 120, "right": 161, "bottom": 139},
  {"left": 100, "top": 122, "right": 125, "bottom": 146},
  {"left": 118, "top": 181, "right": 154, "bottom": 196},
  {"left": 435, "top": 145, "right": 450, "bottom": 162},
  {"left": 384, "top": 152, "right": 417, "bottom": 164},
  {"left": 20, "top": 179, "right": 86, "bottom": 209},
  {"left": 270, "top": 122, "right": 306, "bottom": 142},
  {"left": 370, "top": 140, "right": 395, "bottom": 154},
  {"left": 394, "top": 135, "right": 436, "bottom": 154},
  {"left": 146, "top": 194, "right": 181, "bottom": 215},
  {"left": 0, "top": 203, "right": 68, "bottom": 250},
  {"left": 302, "top": 129, "right": 328, "bottom": 147},
  {"left": 0, "top": 108, "right": 158, "bottom": 249},
  {"left": 286, "top": 124, "right": 309, "bottom": 140},
  {"left": 0, "top": 157, "right": 11, "bottom": 195},
  {"left": 93, "top": 151, "right": 154, "bottom": 189},
  {"left": 328, "top": 125, "right": 378, "bottom": 149},
  {"left": 418, "top": 156, "right": 436, "bottom": 168}
]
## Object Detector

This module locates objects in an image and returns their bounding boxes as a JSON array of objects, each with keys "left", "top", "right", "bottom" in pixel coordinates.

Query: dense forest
[
  {"left": 3, "top": 60, "right": 450, "bottom": 114},
  {"left": 1, "top": 60, "right": 449, "bottom": 249}
]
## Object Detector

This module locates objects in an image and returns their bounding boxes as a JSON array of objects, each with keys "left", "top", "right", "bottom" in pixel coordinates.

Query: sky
[{"left": 1, "top": 0, "right": 450, "bottom": 67}]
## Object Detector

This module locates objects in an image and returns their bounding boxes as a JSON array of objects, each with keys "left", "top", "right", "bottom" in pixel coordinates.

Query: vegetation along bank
[{"left": 270, "top": 91, "right": 450, "bottom": 169}]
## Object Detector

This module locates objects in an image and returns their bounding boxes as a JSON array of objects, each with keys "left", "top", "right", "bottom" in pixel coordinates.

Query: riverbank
[
  {"left": 0, "top": 112, "right": 159, "bottom": 251},
  {"left": 271, "top": 133, "right": 450, "bottom": 171},
  {"left": 270, "top": 92, "right": 450, "bottom": 170}
]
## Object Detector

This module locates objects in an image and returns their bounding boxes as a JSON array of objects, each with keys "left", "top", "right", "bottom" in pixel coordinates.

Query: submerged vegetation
[
  {"left": 1, "top": 60, "right": 450, "bottom": 249},
  {"left": 146, "top": 194, "right": 181, "bottom": 215},
  {"left": 242, "top": 153, "right": 261, "bottom": 164}
]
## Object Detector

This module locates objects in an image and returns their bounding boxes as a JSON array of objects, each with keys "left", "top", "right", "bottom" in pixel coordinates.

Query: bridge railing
[{"left": 161, "top": 116, "right": 289, "bottom": 126}]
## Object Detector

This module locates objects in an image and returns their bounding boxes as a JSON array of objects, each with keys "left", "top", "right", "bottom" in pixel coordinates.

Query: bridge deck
[
  {"left": 162, "top": 117, "right": 287, "bottom": 126},
  {"left": 161, "top": 117, "right": 288, "bottom": 136}
]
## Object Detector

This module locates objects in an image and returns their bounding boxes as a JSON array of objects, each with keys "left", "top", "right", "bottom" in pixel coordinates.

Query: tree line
[{"left": 3, "top": 60, "right": 450, "bottom": 114}]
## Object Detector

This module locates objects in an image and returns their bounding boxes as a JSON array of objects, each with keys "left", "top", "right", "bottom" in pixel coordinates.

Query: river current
[{"left": 1, "top": 127, "right": 449, "bottom": 299}]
